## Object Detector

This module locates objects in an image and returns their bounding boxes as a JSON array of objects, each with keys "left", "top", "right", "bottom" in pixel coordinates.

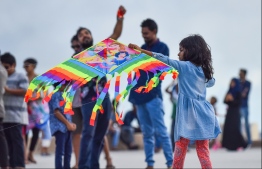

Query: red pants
[{"left": 172, "top": 137, "right": 212, "bottom": 169}]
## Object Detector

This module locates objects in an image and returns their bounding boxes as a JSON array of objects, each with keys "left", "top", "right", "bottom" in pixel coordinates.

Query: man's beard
[
  {"left": 144, "top": 38, "right": 153, "bottom": 45},
  {"left": 81, "top": 39, "right": 93, "bottom": 49}
]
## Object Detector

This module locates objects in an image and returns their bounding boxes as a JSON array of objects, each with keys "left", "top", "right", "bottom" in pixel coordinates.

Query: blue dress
[{"left": 152, "top": 52, "right": 221, "bottom": 142}]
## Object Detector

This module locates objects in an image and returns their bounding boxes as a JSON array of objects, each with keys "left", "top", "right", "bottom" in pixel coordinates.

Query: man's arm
[
  {"left": 108, "top": 5, "right": 126, "bottom": 40},
  {"left": 5, "top": 73, "right": 29, "bottom": 96},
  {"left": 4, "top": 87, "right": 26, "bottom": 96},
  {"left": 242, "top": 81, "right": 251, "bottom": 98}
]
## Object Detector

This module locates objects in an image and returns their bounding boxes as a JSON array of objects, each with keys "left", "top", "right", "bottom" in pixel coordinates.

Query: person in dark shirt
[
  {"left": 76, "top": 6, "right": 126, "bottom": 169},
  {"left": 120, "top": 104, "right": 140, "bottom": 150},
  {"left": 128, "top": 18, "right": 173, "bottom": 169}
]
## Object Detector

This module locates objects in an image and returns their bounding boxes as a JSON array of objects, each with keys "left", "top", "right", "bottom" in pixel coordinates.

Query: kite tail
[
  {"left": 112, "top": 74, "right": 123, "bottom": 124},
  {"left": 114, "top": 75, "right": 120, "bottom": 98},
  {"left": 110, "top": 74, "right": 123, "bottom": 125},
  {"left": 90, "top": 77, "right": 112, "bottom": 126},
  {"left": 142, "top": 72, "right": 161, "bottom": 93},
  {"left": 24, "top": 77, "right": 45, "bottom": 102},
  {"left": 62, "top": 80, "right": 74, "bottom": 115},
  {"left": 63, "top": 77, "right": 93, "bottom": 115},
  {"left": 42, "top": 81, "right": 64, "bottom": 103},
  {"left": 95, "top": 76, "right": 102, "bottom": 99},
  {"left": 115, "top": 111, "right": 124, "bottom": 125},
  {"left": 134, "top": 71, "right": 160, "bottom": 93},
  {"left": 113, "top": 71, "right": 139, "bottom": 125},
  {"left": 172, "top": 70, "right": 179, "bottom": 79}
]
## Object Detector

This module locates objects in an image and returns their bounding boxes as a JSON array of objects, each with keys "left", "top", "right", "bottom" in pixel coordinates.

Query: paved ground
[{"left": 26, "top": 147, "right": 261, "bottom": 168}]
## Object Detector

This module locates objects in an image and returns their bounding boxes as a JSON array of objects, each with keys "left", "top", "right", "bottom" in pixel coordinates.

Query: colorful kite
[{"left": 24, "top": 38, "right": 179, "bottom": 126}]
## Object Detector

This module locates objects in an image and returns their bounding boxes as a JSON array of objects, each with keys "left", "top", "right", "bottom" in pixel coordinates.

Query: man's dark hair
[
  {"left": 141, "top": 18, "right": 158, "bottom": 33},
  {"left": 71, "top": 34, "right": 79, "bottom": 43},
  {"left": 24, "top": 58, "right": 37, "bottom": 65},
  {"left": 76, "top": 27, "right": 92, "bottom": 37},
  {"left": 240, "top": 68, "right": 247, "bottom": 75},
  {"left": 0, "top": 52, "right": 16, "bottom": 65}
]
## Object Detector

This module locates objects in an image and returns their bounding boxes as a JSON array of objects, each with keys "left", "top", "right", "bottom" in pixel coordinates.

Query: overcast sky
[{"left": 1, "top": 0, "right": 261, "bottom": 133}]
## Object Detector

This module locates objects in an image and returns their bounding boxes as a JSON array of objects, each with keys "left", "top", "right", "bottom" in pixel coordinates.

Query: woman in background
[{"left": 222, "top": 78, "right": 247, "bottom": 151}]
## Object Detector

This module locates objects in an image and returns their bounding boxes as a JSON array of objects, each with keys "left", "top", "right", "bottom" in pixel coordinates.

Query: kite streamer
[{"left": 24, "top": 38, "right": 178, "bottom": 126}]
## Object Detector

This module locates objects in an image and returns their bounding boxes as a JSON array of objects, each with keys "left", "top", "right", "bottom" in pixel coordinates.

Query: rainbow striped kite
[{"left": 24, "top": 38, "right": 178, "bottom": 126}]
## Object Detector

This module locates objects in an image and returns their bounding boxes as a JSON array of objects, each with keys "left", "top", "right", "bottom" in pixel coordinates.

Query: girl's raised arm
[
  {"left": 128, "top": 43, "right": 181, "bottom": 72},
  {"left": 152, "top": 52, "right": 181, "bottom": 72}
]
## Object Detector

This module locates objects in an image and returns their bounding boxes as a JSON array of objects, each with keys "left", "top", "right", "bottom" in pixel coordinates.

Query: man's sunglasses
[
  {"left": 71, "top": 45, "right": 80, "bottom": 49},
  {"left": 23, "top": 64, "right": 32, "bottom": 68}
]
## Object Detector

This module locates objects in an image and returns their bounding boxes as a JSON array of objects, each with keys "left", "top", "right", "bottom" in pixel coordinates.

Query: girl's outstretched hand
[
  {"left": 128, "top": 43, "right": 141, "bottom": 51},
  {"left": 128, "top": 43, "right": 153, "bottom": 57}
]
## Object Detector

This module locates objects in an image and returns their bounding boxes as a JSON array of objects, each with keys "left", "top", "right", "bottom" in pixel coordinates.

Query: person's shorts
[{"left": 72, "top": 107, "right": 83, "bottom": 135}]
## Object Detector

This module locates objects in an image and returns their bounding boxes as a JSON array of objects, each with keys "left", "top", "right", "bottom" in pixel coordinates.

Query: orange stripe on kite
[{"left": 159, "top": 72, "right": 168, "bottom": 80}]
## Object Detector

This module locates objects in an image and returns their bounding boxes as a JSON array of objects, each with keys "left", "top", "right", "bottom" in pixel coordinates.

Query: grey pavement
[{"left": 26, "top": 147, "right": 261, "bottom": 168}]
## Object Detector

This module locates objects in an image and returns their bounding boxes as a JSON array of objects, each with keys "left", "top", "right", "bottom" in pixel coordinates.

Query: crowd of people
[{"left": 0, "top": 4, "right": 252, "bottom": 169}]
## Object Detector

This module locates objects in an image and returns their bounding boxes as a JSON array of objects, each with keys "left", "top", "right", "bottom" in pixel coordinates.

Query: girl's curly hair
[{"left": 179, "top": 34, "right": 214, "bottom": 81}]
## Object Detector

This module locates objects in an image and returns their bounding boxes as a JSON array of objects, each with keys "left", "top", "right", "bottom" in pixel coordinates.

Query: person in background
[
  {"left": 102, "top": 99, "right": 121, "bottom": 169},
  {"left": 40, "top": 121, "right": 52, "bottom": 156},
  {"left": 128, "top": 18, "right": 173, "bottom": 169},
  {"left": 71, "top": 34, "right": 116, "bottom": 169},
  {"left": 103, "top": 136, "right": 115, "bottom": 169},
  {"left": 48, "top": 81, "right": 76, "bottom": 169},
  {"left": 77, "top": 5, "right": 126, "bottom": 169},
  {"left": 23, "top": 58, "right": 40, "bottom": 164},
  {"left": 239, "top": 68, "right": 252, "bottom": 146},
  {"left": 0, "top": 58, "right": 9, "bottom": 169},
  {"left": 209, "top": 96, "right": 222, "bottom": 150},
  {"left": 71, "top": 35, "right": 82, "bottom": 56},
  {"left": 70, "top": 34, "right": 83, "bottom": 169},
  {"left": 120, "top": 104, "right": 140, "bottom": 150},
  {"left": 165, "top": 80, "right": 178, "bottom": 151},
  {"left": 23, "top": 58, "right": 52, "bottom": 161},
  {"left": 1, "top": 52, "right": 29, "bottom": 169},
  {"left": 222, "top": 78, "right": 248, "bottom": 151}
]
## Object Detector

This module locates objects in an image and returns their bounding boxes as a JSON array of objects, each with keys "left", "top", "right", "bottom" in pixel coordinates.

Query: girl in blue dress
[{"left": 128, "top": 34, "right": 221, "bottom": 169}]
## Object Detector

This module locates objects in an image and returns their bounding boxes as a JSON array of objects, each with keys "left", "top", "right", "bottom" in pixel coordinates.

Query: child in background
[
  {"left": 210, "top": 96, "right": 222, "bottom": 150},
  {"left": 128, "top": 34, "right": 221, "bottom": 169},
  {"left": 48, "top": 82, "right": 76, "bottom": 169},
  {"left": 165, "top": 80, "right": 178, "bottom": 151}
]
